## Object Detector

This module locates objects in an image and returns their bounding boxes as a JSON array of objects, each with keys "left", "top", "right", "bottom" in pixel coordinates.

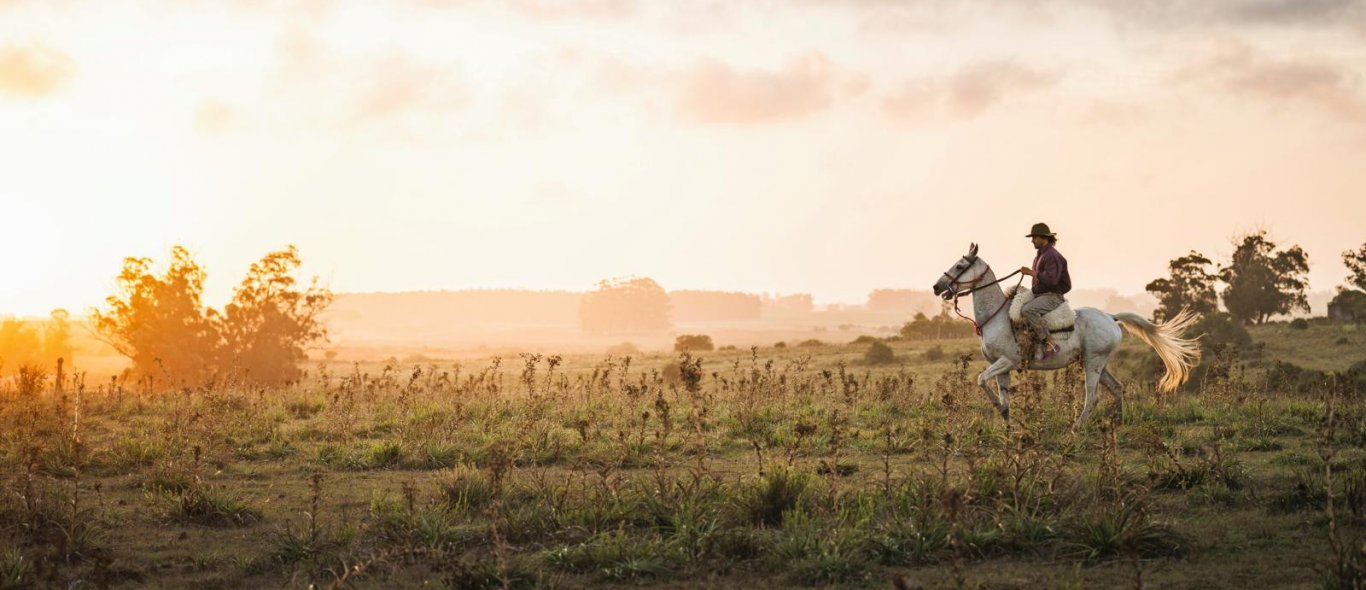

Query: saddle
[{"left": 1005, "top": 286, "right": 1077, "bottom": 361}]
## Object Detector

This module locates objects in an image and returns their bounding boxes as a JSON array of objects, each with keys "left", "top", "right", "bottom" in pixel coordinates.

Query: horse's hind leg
[
  {"left": 1100, "top": 368, "right": 1125, "bottom": 422},
  {"left": 1075, "top": 366, "right": 1102, "bottom": 428}
]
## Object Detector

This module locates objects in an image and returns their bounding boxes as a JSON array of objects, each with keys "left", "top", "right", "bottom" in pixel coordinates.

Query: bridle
[
  {"left": 942, "top": 256, "right": 1024, "bottom": 336},
  {"left": 941, "top": 256, "right": 990, "bottom": 297}
]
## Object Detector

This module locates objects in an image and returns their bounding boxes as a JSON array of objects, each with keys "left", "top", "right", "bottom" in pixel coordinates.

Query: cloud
[
  {"left": 412, "top": 0, "right": 636, "bottom": 21},
  {"left": 1221, "top": 0, "right": 1363, "bottom": 26},
  {"left": 676, "top": 53, "right": 855, "bottom": 124},
  {"left": 1172, "top": 43, "right": 1366, "bottom": 121},
  {"left": 1070, "top": 0, "right": 1366, "bottom": 33},
  {"left": 351, "top": 54, "right": 468, "bottom": 122},
  {"left": 785, "top": 0, "right": 1366, "bottom": 36},
  {"left": 265, "top": 29, "right": 468, "bottom": 131},
  {"left": 0, "top": 43, "right": 75, "bottom": 98},
  {"left": 882, "top": 61, "right": 1060, "bottom": 121},
  {"left": 507, "top": 0, "right": 635, "bottom": 20}
]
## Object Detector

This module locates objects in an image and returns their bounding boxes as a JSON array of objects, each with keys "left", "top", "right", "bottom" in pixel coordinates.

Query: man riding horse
[{"left": 1018, "top": 222, "right": 1070, "bottom": 361}]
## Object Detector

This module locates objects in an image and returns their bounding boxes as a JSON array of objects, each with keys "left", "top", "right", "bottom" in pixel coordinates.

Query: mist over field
[{"left": 4, "top": 1, "right": 1366, "bottom": 588}]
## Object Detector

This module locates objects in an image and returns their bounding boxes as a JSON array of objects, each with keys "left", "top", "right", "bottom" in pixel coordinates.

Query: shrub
[
  {"left": 738, "top": 469, "right": 813, "bottom": 527},
  {"left": 170, "top": 485, "right": 263, "bottom": 527},
  {"left": 923, "top": 345, "right": 945, "bottom": 362},
  {"left": 0, "top": 549, "right": 32, "bottom": 589},
  {"left": 367, "top": 441, "right": 404, "bottom": 469},
  {"left": 1068, "top": 500, "right": 1187, "bottom": 562},
  {"left": 673, "top": 334, "right": 714, "bottom": 352},
  {"left": 1289, "top": 318, "right": 1310, "bottom": 330},
  {"left": 798, "top": 339, "right": 825, "bottom": 347},
  {"left": 1191, "top": 312, "right": 1252, "bottom": 351},
  {"left": 441, "top": 465, "right": 498, "bottom": 511},
  {"left": 864, "top": 341, "right": 895, "bottom": 365}
]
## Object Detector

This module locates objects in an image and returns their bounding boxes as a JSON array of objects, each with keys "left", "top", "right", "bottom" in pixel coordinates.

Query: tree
[
  {"left": 43, "top": 309, "right": 73, "bottom": 363},
  {"left": 92, "top": 244, "right": 332, "bottom": 387},
  {"left": 0, "top": 310, "right": 75, "bottom": 370},
  {"left": 1218, "top": 231, "right": 1310, "bottom": 325},
  {"left": 0, "top": 317, "right": 44, "bottom": 368},
  {"left": 1344, "top": 242, "right": 1366, "bottom": 291},
  {"left": 1145, "top": 251, "right": 1217, "bottom": 322},
  {"left": 219, "top": 246, "right": 333, "bottom": 385},
  {"left": 1329, "top": 289, "right": 1366, "bottom": 324},
  {"left": 578, "top": 277, "right": 672, "bottom": 334},
  {"left": 91, "top": 246, "right": 221, "bottom": 385}
]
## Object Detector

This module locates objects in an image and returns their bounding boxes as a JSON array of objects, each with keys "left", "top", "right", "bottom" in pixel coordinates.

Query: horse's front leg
[{"left": 977, "top": 357, "right": 1016, "bottom": 422}]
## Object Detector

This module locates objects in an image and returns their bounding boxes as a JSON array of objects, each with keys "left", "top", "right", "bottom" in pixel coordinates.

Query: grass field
[{"left": 2, "top": 324, "right": 1365, "bottom": 589}]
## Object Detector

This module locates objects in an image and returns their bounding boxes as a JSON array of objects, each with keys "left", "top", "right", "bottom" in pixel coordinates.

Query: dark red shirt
[{"left": 1031, "top": 244, "right": 1071, "bottom": 295}]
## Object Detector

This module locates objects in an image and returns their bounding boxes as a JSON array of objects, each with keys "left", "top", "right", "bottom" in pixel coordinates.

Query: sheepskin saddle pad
[{"left": 1006, "top": 286, "right": 1077, "bottom": 332}]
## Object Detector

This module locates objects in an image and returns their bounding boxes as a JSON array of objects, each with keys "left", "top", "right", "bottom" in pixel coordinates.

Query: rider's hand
[{"left": 1019, "top": 266, "right": 1034, "bottom": 276}]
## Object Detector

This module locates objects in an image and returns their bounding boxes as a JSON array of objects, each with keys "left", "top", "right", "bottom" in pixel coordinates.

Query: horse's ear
[{"left": 968, "top": 243, "right": 978, "bottom": 258}]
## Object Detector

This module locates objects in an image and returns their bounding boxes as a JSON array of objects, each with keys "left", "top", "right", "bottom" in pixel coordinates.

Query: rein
[{"left": 947, "top": 265, "right": 1025, "bottom": 337}]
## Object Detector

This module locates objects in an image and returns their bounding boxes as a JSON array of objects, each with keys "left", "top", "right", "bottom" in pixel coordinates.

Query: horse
[{"left": 930, "top": 243, "right": 1200, "bottom": 427}]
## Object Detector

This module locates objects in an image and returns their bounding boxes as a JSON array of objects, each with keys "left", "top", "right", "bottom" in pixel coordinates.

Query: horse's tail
[{"left": 1111, "top": 309, "right": 1201, "bottom": 393}]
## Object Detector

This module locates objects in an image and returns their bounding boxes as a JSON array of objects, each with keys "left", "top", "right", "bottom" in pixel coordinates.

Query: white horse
[{"left": 931, "top": 243, "right": 1200, "bottom": 427}]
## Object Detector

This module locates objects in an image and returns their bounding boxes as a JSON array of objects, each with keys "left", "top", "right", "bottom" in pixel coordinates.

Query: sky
[{"left": 2, "top": 0, "right": 1365, "bottom": 317}]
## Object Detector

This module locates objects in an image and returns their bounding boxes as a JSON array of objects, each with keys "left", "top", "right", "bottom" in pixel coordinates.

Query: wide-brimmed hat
[{"left": 1025, "top": 222, "right": 1056, "bottom": 238}]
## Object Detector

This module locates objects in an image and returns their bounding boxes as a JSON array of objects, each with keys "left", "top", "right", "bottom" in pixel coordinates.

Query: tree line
[{"left": 1146, "top": 229, "right": 1366, "bottom": 325}]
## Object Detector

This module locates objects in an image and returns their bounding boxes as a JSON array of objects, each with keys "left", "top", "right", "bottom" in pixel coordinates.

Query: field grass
[{"left": 2, "top": 323, "right": 1365, "bottom": 589}]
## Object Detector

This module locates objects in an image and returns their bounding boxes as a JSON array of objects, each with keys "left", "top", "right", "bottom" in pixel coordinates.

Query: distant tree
[
  {"left": 761, "top": 293, "right": 813, "bottom": 314},
  {"left": 1144, "top": 251, "right": 1217, "bottom": 322},
  {"left": 1218, "top": 231, "right": 1310, "bottom": 325},
  {"left": 92, "top": 244, "right": 331, "bottom": 387},
  {"left": 1344, "top": 242, "right": 1366, "bottom": 291},
  {"left": 898, "top": 310, "right": 974, "bottom": 340},
  {"left": 669, "top": 291, "right": 761, "bottom": 322},
  {"left": 91, "top": 246, "right": 221, "bottom": 385},
  {"left": 578, "top": 277, "right": 672, "bottom": 334},
  {"left": 1329, "top": 289, "right": 1366, "bottom": 324},
  {"left": 0, "top": 317, "right": 44, "bottom": 368},
  {"left": 0, "top": 310, "right": 75, "bottom": 370},
  {"left": 43, "top": 309, "right": 73, "bottom": 362},
  {"left": 673, "top": 334, "right": 715, "bottom": 352},
  {"left": 218, "top": 246, "right": 333, "bottom": 385}
]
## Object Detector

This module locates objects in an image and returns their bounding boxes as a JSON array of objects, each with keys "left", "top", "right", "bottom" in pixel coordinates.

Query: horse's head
[{"left": 932, "top": 243, "right": 984, "bottom": 300}]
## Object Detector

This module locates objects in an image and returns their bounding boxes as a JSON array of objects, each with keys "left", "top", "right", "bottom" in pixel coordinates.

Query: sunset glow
[{"left": 3, "top": 0, "right": 1365, "bottom": 316}]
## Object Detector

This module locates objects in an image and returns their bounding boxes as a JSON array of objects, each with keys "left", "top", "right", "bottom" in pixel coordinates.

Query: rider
[{"left": 1018, "top": 223, "right": 1071, "bottom": 360}]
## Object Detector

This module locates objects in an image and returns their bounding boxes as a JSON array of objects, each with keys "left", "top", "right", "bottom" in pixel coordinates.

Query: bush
[
  {"left": 798, "top": 339, "right": 824, "bottom": 347},
  {"left": 1191, "top": 312, "right": 1252, "bottom": 351},
  {"left": 170, "top": 485, "right": 263, "bottom": 527},
  {"left": 923, "top": 345, "right": 945, "bottom": 362},
  {"left": 1289, "top": 318, "right": 1310, "bottom": 330},
  {"left": 674, "top": 334, "right": 715, "bottom": 352},
  {"left": 864, "top": 341, "right": 895, "bottom": 365},
  {"left": 738, "top": 469, "right": 813, "bottom": 527}
]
